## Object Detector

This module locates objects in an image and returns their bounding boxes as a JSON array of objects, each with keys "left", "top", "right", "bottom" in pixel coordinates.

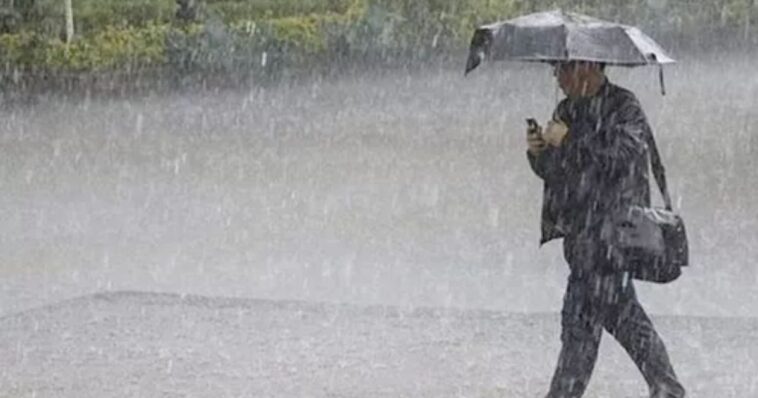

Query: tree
[{"left": 64, "top": 0, "right": 73, "bottom": 42}]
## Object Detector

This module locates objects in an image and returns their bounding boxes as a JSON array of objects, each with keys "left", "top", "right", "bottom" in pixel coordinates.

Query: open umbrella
[{"left": 464, "top": 9, "right": 675, "bottom": 93}]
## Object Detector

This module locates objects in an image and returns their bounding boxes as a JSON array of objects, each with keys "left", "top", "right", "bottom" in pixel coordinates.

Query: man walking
[{"left": 526, "top": 60, "right": 685, "bottom": 398}]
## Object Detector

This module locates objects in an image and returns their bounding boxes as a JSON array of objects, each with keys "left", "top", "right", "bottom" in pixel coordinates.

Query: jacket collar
[{"left": 566, "top": 78, "right": 612, "bottom": 115}]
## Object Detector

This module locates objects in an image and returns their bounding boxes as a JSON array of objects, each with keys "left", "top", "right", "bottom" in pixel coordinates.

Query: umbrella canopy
[{"left": 465, "top": 9, "right": 675, "bottom": 74}]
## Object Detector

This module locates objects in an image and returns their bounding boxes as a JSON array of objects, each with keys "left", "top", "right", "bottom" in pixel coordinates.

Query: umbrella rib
[{"left": 614, "top": 26, "right": 653, "bottom": 65}]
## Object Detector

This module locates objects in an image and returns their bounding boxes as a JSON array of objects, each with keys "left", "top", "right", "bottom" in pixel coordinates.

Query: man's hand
[
  {"left": 543, "top": 120, "right": 569, "bottom": 147},
  {"left": 527, "top": 122, "right": 546, "bottom": 155}
]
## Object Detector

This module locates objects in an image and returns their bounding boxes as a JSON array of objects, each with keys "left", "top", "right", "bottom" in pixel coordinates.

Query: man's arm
[
  {"left": 526, "top": 103, "right": 568, "bottom": 181},
  {"left": 527, "top": 147, "right": 562, "bottom": 181}
]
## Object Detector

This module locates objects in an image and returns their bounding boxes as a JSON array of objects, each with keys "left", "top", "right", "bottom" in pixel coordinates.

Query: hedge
[
  {"left": 0, "top": 24, "right": 169, "bottom": 72},
  {"left": 0, "top": 0, "right": 756, "bottom": 76}
]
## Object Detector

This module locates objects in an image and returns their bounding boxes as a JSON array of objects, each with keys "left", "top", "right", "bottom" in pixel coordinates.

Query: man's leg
[
  {"left": 545, "top": 274, "right": 604, "bottom": 398},
  {"left": 604, "top": 282, "right": 685, "bottom": 398}
]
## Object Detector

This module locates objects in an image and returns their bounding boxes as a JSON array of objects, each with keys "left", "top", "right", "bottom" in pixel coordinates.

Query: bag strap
[{"left": 646, "top": 131, "right": 673, "bottom": 211}]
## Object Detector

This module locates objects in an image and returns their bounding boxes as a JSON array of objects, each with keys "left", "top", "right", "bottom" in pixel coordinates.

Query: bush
[
  {"left": 165, "top": 12, "right": 356, "bottom": 75},
  {"left": 0, "top": 31, "right": 47, "bottom": 68},
  {"left": 48, "top": 24, "right": 169, "bottom": 71},
  {"left": 208, "top": 0, "right": 353, "bottom": 22},
  {"left": 365, "top": 0, "right": 521, "bottom": 53},
  {"left": 22, "top": 0, "right": 176, "bottom": 36},
  {"left": 0, "top": 24, "right": 169, "bottom": 72},
  {"left": 21, "top": 0, "right": 354, "bottom": 35},
  {"left": 2, "top": 0, "right": 757, "bottom": 77}
]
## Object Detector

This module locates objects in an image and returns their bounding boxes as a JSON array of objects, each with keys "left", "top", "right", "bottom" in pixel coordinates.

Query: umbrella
[{"left": 464, "top": 9, "right": 675, "bottom": 92}]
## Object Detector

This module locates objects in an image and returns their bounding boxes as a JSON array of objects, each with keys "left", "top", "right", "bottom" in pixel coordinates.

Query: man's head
[{"left": 553, "top": 61, "right": 606, "bottom": 98}]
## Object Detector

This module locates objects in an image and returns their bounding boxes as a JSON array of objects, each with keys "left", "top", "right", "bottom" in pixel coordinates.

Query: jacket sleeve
[
  {"left": 581, "top": 93, "right": 649, "bottom": 180},
  {"left": 526, "top": 100, "right": 568, "bottom": 181},
  {"left": 526, "top": 147, "right": 562, "bottom": 181}
]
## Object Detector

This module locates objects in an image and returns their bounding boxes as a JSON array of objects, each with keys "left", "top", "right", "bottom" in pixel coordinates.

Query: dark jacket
[{"left": 528, "top": 80, "right": 665, "bottom": 244}]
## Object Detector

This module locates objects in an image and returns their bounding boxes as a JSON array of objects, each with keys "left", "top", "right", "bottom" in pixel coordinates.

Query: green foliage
[
  {"left": 51, "top": 24, "right": 169, "bottom": 71},
  {"left": 21, "top": 0, "right": 353, "bottom": 35},
  {"left": 365, "top": 0, "right": 522, "bottom": 51},
  {"left": 0, "top": 7, "right": 22, "bottom": 34},
  {"left": 208, "top": 0, "right": 353, "bottom": 22},
  {"left": 656, "top": 0, "right": 757, "bottom": 38},
  {"left": 0, "top": 30, "right": 47, "bottom": 67},
  {"left": 22, "top": 0, "right": 176, "bottom": 36},
  {"left": 263, "top": 15, "right": 330, "bottom": 52},
  {"left": 0, "top": 24, "right": 169, "bottom": 72},
  {"left": 165, "top": 12, "right": 357, "bottom": 75},
  {"left": 1, "top": 0, "right": 757, "bottom": 76},
  {"left": 74, "top": 1, "right": 176, "bottom": 32}
]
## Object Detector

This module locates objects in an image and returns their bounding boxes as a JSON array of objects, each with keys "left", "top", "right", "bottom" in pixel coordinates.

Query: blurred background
[{"left": 0, "top": 0, "right": 756, "bottom": 318}]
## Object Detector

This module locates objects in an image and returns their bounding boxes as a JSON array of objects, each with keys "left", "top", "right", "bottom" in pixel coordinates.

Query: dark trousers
[{"left": 545, "top": 236, "right": 685, "bottom": 398}]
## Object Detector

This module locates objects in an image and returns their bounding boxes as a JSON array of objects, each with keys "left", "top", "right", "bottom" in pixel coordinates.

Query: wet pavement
[{"left": 2, "top": 291, "right": 756, "bottom": 397}]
